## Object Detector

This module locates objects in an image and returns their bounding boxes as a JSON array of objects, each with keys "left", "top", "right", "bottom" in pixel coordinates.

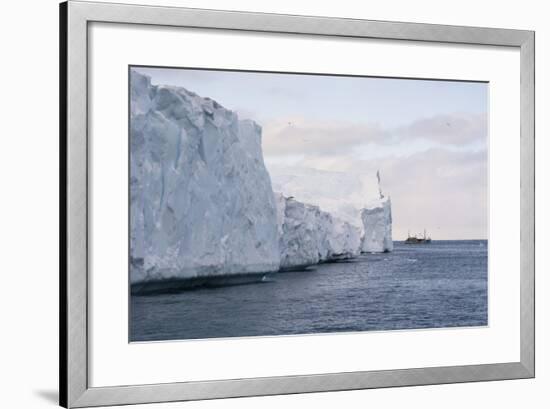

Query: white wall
[{"left": 0, "top": 0, "right": 547, "bottom": 408}]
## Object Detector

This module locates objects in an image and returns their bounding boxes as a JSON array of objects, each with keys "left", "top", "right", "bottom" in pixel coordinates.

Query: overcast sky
[{"left": 134, "top": 66, "right": 488, "bottom": 240}]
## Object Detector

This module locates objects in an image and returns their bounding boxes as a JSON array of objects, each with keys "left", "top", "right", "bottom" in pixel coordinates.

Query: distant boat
[{"left": 405, "top": 229, "right": 432, "bottom": 244}]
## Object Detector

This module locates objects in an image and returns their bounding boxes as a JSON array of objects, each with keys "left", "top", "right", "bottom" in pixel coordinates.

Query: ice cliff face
[
  {"left": 268, "top": 165, "right": 393, "bottom": 253},
  {"left": 360, "top": 197, "right": 393, "bottom": 253},
  {"left": 130, "top": 71, "right": 280, "bottom": 284},
  {"left": 275, "top": 193, "right": 361, "bottom": 269},
  {"left": 330, "top": 218, "right": 362, "bottom": 257}
]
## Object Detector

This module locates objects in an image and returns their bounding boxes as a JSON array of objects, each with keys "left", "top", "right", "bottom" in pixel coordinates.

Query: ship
[{"left": 405, "top": 229, "right": 432, "bottom": 244}]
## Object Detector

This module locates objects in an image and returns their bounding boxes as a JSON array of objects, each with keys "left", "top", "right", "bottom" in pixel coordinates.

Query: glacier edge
[{"left": 130, "top": 70, "right": 394, "bottom": 287}]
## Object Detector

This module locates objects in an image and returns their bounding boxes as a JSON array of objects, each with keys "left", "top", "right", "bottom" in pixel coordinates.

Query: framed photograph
[{"left": 60, "top": 1, "right": 534, "bottom": 407}]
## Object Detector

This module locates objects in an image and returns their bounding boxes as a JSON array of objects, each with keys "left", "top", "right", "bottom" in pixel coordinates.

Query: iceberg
[
  {"left": 360, "top": 197, "right": 393, "bottom": 253},
  {"left": 275, "top": 193, "right": 361, "bottom": 269},
  {"left": 130, "top": 71, "right": 280, "bottom": 284},
  {"left": 129, "top": 70, "right": 393, "bottom": 289},
  {"left": 268, "top": 165, "right": 393, "bottom": 253},
  {"left": 269, "top": 165, "right": 379, "bottom": 228}
]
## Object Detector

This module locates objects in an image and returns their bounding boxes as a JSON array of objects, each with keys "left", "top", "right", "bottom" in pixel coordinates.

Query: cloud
[
  {"left": 394, "top": 113, "right": 488, "bottom": 146},
  {"left": 262, "top": 117, "right": 390, "bottom": 156},
  {"left": 262, "top": 112, "right": 487, "bottom": 159},
  {"left": 381, "top": 149, "right": 488, "bottom": 240}
]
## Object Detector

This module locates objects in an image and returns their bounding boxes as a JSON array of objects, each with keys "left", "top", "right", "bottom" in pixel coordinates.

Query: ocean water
[{"left": 130, "top": 240, "right": 488, "bottom": 342}]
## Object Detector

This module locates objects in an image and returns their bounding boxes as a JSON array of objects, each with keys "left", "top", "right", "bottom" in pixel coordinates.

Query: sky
[{"left": 134, "top": 66, "right": 488, "bottom": 240}]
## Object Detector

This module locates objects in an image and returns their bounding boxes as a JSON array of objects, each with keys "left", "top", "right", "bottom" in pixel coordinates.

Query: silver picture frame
[{"left": 60, "top": 1, "right": 535, "bottom": 407}]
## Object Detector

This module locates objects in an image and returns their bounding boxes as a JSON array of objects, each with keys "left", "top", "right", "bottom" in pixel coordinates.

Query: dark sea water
[{"left": 130, "top": 240, "right": 488, "bottom": 342}]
